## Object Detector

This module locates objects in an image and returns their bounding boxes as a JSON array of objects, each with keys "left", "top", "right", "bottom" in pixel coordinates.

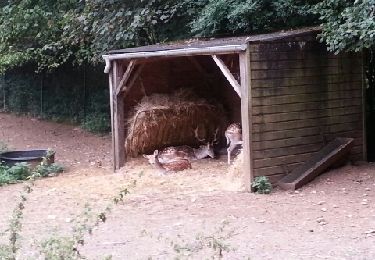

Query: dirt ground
[{"left": 0, "top": 112, "right": 375, "bottom": 259}]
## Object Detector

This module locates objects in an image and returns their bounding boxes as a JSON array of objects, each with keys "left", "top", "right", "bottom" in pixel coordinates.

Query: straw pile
[
  {"left": 227, "top": 149, "right": 245, "bottom": 190},
  {"left": 228, "top": 149, "right": 243, "bottom": 178},
  {"left": 125, "top": 89, "right": 227, "bottom": 157}
]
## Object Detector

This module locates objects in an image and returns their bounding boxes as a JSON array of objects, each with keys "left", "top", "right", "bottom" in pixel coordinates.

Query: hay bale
[{"left": 125, "top": 89, "right": 227, "bottom": 157}]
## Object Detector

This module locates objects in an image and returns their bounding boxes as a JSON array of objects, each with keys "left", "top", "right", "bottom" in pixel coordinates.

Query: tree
[
  {"left": 190, "top": 0, "right": 319, "bottom": 37},
  {"left": 314, "top": 0, "right": 375, "bottom": 53}
]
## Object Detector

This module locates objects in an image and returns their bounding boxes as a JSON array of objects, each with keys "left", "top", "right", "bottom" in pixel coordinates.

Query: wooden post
[
  {"left": 108, "top": 62, "right": 116, "bottom": 171},
  {"left": 239, "top": 46, "right": 254, "bottom": 192},
  {"left": 361, "top": 51, "right": 367, "bottom": 161},
  {"left": 112, "top": 61, "right": 126, "bottom": 170}
]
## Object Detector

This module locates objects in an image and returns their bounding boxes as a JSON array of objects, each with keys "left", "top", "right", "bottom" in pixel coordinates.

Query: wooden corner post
[
  {"left": 239, "top": 46, "right": 254, "bottom": 192},
  {"left": 112, "top": 61, "right": 126, "bottom": 171}
]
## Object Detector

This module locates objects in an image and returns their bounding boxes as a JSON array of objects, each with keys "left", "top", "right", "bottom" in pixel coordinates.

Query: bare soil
[{"left": 0, "top": 112, "right": 375, "bottom": 259}]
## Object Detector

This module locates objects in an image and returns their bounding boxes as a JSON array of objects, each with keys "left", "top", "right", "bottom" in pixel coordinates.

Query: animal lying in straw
[
  {"left": 144, "top": 127, "right": 217, "bottom": 164},
  {"left": 143, "top": 143, "right": 214, "bottom": 164},
  {"left": 152, "top": 150, "right": 192, "bottom": 173},
  {"left": 225, "top": 123, "right": 243, "bottom": 164}
]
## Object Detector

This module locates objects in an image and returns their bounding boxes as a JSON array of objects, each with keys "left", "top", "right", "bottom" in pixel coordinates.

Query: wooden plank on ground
[{"left": 277, "top": 138, "right": 354, "bottom": 190}]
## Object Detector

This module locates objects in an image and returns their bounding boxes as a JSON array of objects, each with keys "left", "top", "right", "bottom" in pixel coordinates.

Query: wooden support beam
[
  {"left": 122, "top": 64, "right": 145, "bottom": 98},
  {"left": 212, "top": 55, "right": 241, "bottom": 97},
  {"left": 108, "top": 63, "right": 116, "bottom": 171},
  {"left": 115, "top": 60, "right": 136, "bottom": 96},
  {"left": 239, "top": 47, "right": 254, "bottom": 192},
  {"left": 112, "top": 61, "right": 126, "bottom": 170}
]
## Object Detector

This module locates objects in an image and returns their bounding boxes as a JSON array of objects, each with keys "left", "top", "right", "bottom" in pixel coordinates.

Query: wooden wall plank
[
  {"left": 252, "top": 91, "right": 362, "bottom": 106},
  {"left": 253, "top": 82, "right": 362, "bottom": 98},
  {"left": 253, "top": 98, "right": 362, "bottom": 115},
  {"left": 252, "top": 107, "right": 362, "bottom": 124},
  {"left": 251, "top": 66, "right": 362, "bottom": 79},
  {"left": 254, "top": 118, "right": 361, "bottom": 133},
  {"left": 251, "top": 58, "right": 362, "bottom": 70},
  {"left": 253, "top": 143, "right": 323, "bottom": 160},
  {"left": 252, "top": 74, "right": 362, "bottom": 88}
]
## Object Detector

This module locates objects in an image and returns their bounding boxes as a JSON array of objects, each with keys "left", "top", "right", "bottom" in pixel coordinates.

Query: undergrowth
[
  {"left": 0, "top": 149, "right": 64, "bottom": 186},
  {"left": 252, "top": 176, "right": 272, "bottom": 194}
]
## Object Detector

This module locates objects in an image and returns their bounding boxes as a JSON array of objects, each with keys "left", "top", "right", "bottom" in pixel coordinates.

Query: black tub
[{"left": 0, "top": 150, "right": 55, "bottom": 167}]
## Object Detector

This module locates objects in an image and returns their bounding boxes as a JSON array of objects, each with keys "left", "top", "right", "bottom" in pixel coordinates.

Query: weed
[
  {"left": 37, "top": 179, "right": 137, "bottom": 259},
  {"left": 0, "top": 171, "right": 38, "bottom": 259},
  {"left": 252, "top": 176, "right": 272, "bottom": 194},
  {"left": 147, "top": 220, "right": 237, "bottom": 259},
  {"left": 33, "top": 163, "right": 64, "bottom": 177},
  {"left": 0, "top": 141, "right": 8, "bottom": 153}
]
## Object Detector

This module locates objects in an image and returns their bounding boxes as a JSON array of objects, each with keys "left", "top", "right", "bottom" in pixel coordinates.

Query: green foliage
[
  {"left": 0, "top": 163, "right": 31, "bottom": 186},
  {"left": 191, "top": 0, "right": 319, "bottom": 37},
  {"left": 5, "top": 162, "right": 30, "bottom": 180},
  {"left": 0, "top": 0, "right": 373, "bottom": 74},
  {"left": 252, "top": 176, "right": 272, "bottom": 194},
  {"left": 81, "top": 113, "right": 111, "bottom": 134},
  {"left": 0, "top": 65, "right": 111, "bottom": 133},
  {"left": 34, "top": 163, "right": 64, "bottom": 177},
  {"left": 37, "top": 181, "right": 137, "bottom": 259},
  {"left": 314, "top": 0, "right": 375, "bottom": 53},
  {"left": 0, "top": 244, "right": 12, "bottom": 260},
  {"left": 0, "top": 149, "right": 63, "bottom": 186},
  {"left": 39, "top": 236, "right": 80, "bottom": 260}
]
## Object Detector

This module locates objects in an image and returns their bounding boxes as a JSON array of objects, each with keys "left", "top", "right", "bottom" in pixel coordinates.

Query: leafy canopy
[
  {"left": 0, "top": 0, "right": 373, "bottom": 73},
  {"left": 314, "top": 0, "right": 375, "bottom": 53}
]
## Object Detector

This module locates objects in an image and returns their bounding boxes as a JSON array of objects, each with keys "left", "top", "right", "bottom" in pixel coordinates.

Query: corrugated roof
[{"left": 107, "top": 27, "right": 320, "bottom": 55}]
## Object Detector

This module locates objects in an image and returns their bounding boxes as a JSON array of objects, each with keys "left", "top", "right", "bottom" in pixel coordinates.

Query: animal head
[
  {"left": 199, "top": 143, "right": 215, "bottom": 158},
  {"left": 143, "top": 151, "right": 158, "bottom": 164}
]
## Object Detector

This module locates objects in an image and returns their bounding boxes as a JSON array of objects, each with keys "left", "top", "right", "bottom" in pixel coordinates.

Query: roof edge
[{"left": 103, "top": 44, "right": 247, "bottom": 63}]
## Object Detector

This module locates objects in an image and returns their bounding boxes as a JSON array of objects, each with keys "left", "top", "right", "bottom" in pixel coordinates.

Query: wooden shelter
[{"left": 103, "top": 27, "right": 365, "bottom": 191}]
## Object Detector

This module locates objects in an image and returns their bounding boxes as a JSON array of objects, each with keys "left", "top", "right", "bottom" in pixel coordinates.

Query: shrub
[
  {"left": 252, "top": 176, "right": 272, "bottom": 194},
  {"left": 34, "top": 163, "right": 64, "bottom": 177},
  {"left": 0, "top": 149, "right": 64, "bottom": 186},
  {"left": 81, "top": 113, "right": 111, "bottom": 134}
]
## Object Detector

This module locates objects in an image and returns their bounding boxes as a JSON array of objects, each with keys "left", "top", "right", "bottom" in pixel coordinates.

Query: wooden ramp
[{"left": 278, "top": 138, "right": 354, "bottom": 190}]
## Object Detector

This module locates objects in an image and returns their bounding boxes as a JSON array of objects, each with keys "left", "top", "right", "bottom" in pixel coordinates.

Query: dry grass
[{"left": 125, "top": 89, "right": 227, "bottom": 156}]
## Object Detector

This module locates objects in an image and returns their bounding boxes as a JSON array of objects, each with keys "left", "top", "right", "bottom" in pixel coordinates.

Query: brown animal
[
  {"left": 152, "top": 150, "right": 192, "bottom": 173},
  {"left": 144, "top": 127, "right": 218, "bottom": 164},
  {"left": 225, "top": 123, "right": 243, "bottom": 164}
]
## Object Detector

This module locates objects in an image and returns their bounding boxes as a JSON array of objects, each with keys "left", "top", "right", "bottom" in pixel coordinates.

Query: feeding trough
[{"left": 0, "top": 149, "right": 55, "bottom": 168}]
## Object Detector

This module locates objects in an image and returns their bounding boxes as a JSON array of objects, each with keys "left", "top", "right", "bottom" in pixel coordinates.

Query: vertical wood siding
[{"left": 250, "top": 40, "right": 364, "bottom": 181}]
